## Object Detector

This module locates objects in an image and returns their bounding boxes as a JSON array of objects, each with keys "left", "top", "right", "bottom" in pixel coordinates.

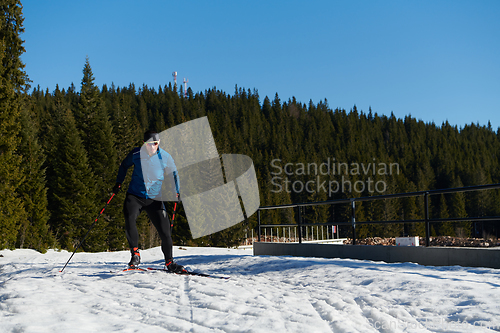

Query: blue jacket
[{"left": 116, "top": 147, "right": 180, "bottom": 199}]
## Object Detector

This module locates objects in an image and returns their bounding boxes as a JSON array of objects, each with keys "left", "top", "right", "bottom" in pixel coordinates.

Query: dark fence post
[
  {"left": 257, "top": 209, "right": 261, "bottom": 242},
  {"left": 351, "top": 199, "right": 356, "bottom": 245},
  {"left": 298, "top": 206, "right": 303, "bottom": 244},
  {"left": 424, "top": 192, "right": 430, "bottom": 247}
]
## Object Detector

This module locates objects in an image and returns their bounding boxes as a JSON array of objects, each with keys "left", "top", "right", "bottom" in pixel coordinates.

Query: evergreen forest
[{"left": 2, "top": 1, "right": 500, "bottom": 252}]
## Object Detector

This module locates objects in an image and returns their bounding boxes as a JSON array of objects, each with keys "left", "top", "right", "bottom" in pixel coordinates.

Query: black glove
[{"left": 112, "top": 183, "right": 121, "bottom": 194}]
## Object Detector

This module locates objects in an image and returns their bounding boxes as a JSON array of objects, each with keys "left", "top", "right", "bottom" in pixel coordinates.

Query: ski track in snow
[{"left": 1, "top": 246, "right": 500, "bottom": 333}]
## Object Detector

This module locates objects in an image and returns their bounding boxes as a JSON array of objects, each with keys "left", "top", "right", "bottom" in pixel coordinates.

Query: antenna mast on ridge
[
  {"left": 183, "top": 77, "right": 189, "bottom": 98},
  {"left": 172, "top": 72, "right": 177, "bottom": 87}
]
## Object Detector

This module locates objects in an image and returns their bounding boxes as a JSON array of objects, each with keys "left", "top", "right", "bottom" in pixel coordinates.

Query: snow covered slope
[{"left": 1, "top": 246, "right": 500, "bottom": 332}]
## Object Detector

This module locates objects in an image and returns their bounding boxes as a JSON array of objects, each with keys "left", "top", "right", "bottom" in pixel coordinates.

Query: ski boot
[
  {"left": 165, "top": 259, "right": 186, "bottom": 274},
  {"left": 128, "top": 247, "right": 141, "bottom": 267}
]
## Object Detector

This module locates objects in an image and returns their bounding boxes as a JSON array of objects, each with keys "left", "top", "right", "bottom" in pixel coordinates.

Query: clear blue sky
[{"left": 21, "top": 0, "right": 500, "bottom": 130}]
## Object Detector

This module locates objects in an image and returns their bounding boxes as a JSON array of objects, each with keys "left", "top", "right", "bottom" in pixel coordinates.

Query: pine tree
[
  {"left": 48, "top": 91, "right": 100, "bottom": 251},
  {"left": 449, "top": 176, "right": 470, "bottom": 237},
  {"left": 110, "top": 85, "right": 142, "bottom": 159},
  {"left": 0, "top": 0, "right": 28, "bottom": 249},
  {"left": 17, "top": 99, "right": 55, "bottom": 251},
  {"left": 76, "top": 58, "right": 117, "bottom": 199},
  {"left": 437, "top": 193, "right": 454, "bottom": 236}
]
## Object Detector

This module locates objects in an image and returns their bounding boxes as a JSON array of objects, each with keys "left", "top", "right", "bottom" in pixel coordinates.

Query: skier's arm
[
  {"left": 163, "top": 152, "right": 180, "bottom": 196},
  {"left": 173, "top": 170, "right": 180, "bottom": 196},
  {"left": 115, "top": 150, "right": 134, "bottom": 185}
]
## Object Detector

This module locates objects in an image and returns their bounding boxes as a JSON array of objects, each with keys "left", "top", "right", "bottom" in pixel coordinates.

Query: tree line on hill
[{"left": 2, "top": 1, "right": 500, "bottom": 253}]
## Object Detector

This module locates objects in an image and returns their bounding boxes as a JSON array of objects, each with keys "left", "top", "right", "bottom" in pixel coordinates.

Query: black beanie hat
[{"left": 144, "top": 130, "right": 159, "bottom": 142}]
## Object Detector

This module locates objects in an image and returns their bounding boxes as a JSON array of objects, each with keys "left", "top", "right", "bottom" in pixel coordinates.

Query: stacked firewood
[{"left": 343, "top": 237, "right": 396, "bottom": 246}]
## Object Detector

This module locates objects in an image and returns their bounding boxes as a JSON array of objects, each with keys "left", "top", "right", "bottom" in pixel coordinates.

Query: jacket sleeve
[
  {"left": 116, "top": 150, "right": 134, "bottom": 184},
  {"left": 163, "top": 152, "right": 180, "bottom": 194},
  {"left": 173, "top": 170, "right": 180, "bottom": 195}
]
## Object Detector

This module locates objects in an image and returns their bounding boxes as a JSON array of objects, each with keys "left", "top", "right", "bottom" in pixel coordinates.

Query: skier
[{"left": 113, "top": 130, "right": 185, "bottom": 273}]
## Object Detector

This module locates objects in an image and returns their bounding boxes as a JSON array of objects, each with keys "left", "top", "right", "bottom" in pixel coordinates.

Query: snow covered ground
[{"left": 1, "top": 246, "right": 500, "bottom": 333}]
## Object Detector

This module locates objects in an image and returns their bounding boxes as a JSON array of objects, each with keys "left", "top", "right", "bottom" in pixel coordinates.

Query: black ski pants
[{"left": 123, "top": 193, "right": 173, "bottom": 261}]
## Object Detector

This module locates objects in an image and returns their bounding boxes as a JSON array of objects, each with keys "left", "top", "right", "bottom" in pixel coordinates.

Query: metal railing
[{"left": 257, "top": 183, "right": 500, "bottom": 246}]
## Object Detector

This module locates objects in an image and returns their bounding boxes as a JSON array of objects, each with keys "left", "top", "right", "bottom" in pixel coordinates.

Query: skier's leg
[
  {"left": 145, "top": 201, "right": 173, "bottom": 261},
  {"left": 123, "top": 193, "right": 144, "bottom": 250}
]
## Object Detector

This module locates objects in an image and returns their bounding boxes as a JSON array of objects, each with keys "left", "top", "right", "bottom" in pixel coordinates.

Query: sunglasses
[{"left": 145, "top": 141, "right": 159, "bottom": 146}]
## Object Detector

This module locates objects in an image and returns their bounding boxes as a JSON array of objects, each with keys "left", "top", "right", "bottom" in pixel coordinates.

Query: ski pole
[
  {"left": 171, "top": 193, "right": 180, "bottom": 231},
  {"left": 59, "top": 193, "right": 116, "bottom": 273}
]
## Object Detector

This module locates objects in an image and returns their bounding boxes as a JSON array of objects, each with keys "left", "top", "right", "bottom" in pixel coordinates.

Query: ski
[
  {"left": 146, "top": 267, "right": 230, "bottom": 279},
  {"left": 111, "top": 266, "right": 148, "bottom": 273},
  {"left": 110, "top": 266, "right": 229, "bottom": 279}
]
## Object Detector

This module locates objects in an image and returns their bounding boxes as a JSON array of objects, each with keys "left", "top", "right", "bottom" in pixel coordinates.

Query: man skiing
[{"left": 113, "top": 130, "right": 185, "bottom": 273}]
